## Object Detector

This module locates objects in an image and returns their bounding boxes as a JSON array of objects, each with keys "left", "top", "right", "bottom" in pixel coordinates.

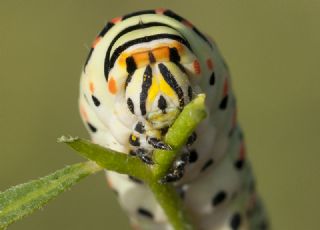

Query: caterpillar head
[{"left": 110, "top": 39, "right": 200, "bottom": 129}]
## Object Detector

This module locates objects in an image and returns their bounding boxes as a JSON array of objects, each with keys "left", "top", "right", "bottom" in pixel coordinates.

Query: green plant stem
[
  {"left": 148, "top": 181, "right": 193, "bottom": 230},
  {"left": 152, "top": 94, "right": 207, "bottom": 180}
]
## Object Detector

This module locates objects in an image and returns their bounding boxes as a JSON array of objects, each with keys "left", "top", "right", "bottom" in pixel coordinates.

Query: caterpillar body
[{"left": 79, "top": 9, "right": 268, "bottom": 230}]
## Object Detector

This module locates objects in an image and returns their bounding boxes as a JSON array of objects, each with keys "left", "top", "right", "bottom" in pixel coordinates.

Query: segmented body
[{"left": 79, "top": 9, "right": 268, "bottom": 230}]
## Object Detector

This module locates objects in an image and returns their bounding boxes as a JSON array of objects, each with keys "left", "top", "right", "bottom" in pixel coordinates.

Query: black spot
[
  {"left": 161, "top": 127, "right": 169, "bottom": 135},
  {"left": 127, "top": 98, "right": 135, "bottom": 114},
  {"left": 169, "top": 47, "right": 180, "bottom": 62},
  {"left": 201, "top": 159, "right": 213, "bottom": 172},
  {"left": 126, "top": 56, "right": 137, "bottom": 74},
  {"left": 87, "top": 122, "right": 97, "bottom": 133},
  {"left": 134, "top": 122, "right": 145, "bottom": 133},
  {"left": 219, "top": 95, "right": 228, "bottom": 110},
  {"left": 230, "top": 213, "right": 241, "bottom": 230},
  {"left": 91, "top": 95, "right": 100, "bottom": 106},
  {"left": 129, "top": 150, "right": 136, "bottom": 156},
  {"left": 189, "top": 149, "right": 198, "bottom": 163},
  {"left": 128, "top": 175, "right": 143, "bottom": 184},
  {"left": 209, "top": 72, "right": 215, "bottom": 85},
  {"left": 137, "top": 208, "right": 154, "bottom": 219},
  {"left": 148, "top": 51, "right": 156, "bottom": 63},
  {"left": 188, "top": 86, "right": 193, "bottom": 101},
  {"left": 129, "top": 134, "right": 140, "bottom": 147},
  {"left": 158, "top": 95, "right": 167, "bottom": 111},
  {"left": 234, "top": 159, "right": 245, "bottom": 170},
  {"left": 187, "top": 132, "right": 197, "bottom": 146},
  {"left": 212, "top": 191, "right": 227, "bottom": 206}
]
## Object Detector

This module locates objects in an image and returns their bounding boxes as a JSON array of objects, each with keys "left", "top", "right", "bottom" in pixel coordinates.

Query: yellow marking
[
  {"left": 159, "top": 76, "right": 175, "bottom": 97},
  {"left": 118, "top": 53, "right": 129, "bottom": 68},
  {"left": 147, "top": 77, "right": 160, "bottom": 107},
  {"left": 131, "top": 135, "right": 137, "bottom": 141}
]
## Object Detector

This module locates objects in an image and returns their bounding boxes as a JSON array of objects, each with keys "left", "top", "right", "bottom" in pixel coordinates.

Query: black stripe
[
  {"left": 122, "top": 10, "right": 156, "bottom": 20},
  {"left": 98, "top": 22, "right": 114, "bottom": 37},
  {"left": 87, "top": 122, "right": 97, "bottom": 133},
  {"left": 109, "top": 34, "right": 191, "bottom": 72},
  {"left": 158, "top": 63, "right": 184, "bottom": 108},
  {"left": 193, "top": 27, "right": 213, "bottom": 49},
  {"left": 127, "top": 97, "right": 135, "bottom": 114},
  {"left": 163, "top": 9, "right": 213, "bottom": 49},
  {"left": 91, "top": 95, "right": 101, "bottom": 107},
  {"left": 148, "top": 51, "right": 156, "bottom": 63},
  {"left": 125, "top": 72, "right": 133, "bottom": 89},
  {"left": 83, "top": 48, "right": 94, "bottom": 72},
  {"left": 104, "top": 22, "right": 191, "bottom": 80},
  {"left": 137, "top": 207, "right": 154, "bottom": 219},
  {"left": 188, "top": 86, "right": 193, "bottom": 101},
  {"left": 201, "top": 159, "right": 214, "bottom": 172},
  {"left": 140, "top": 65, "right": 153, "bottom": 115},
  {"left": 163, "top": 10, "right": 185, "bottom": 22},
  {"left": 84, "top": 22, "right": 114, "bottom": 71}
]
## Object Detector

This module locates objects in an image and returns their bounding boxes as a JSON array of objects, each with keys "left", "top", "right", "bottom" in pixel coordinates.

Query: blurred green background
[{"left": 0, "top": 0, "right": 319, "bottom": 229}]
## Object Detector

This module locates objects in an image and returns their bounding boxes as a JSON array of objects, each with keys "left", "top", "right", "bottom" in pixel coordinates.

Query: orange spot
[
  {"left": 92, "top": 36, "right": 101, "bottom": 48},
  {"left": 182, "top": 20, "right": 193, "bottom": 28},
  {"left": 132, "top": 52, "right": 149, "bottom": 67},
  {"left": 79, "top": 106, "right": 88, "bottom": 121},
  {"left": 152, "top": 47, "right": 170, "bottom": 62},
  {"left": 206, "top": 58, "right": 214, "bottom": 70},
  {"left": 223, "top": 79, "right": 228, "bottom": 95},
  {"left": 111, "top": 16, "right": 122, "bottom": 24},
  {"left": 108, "top": 77, "right": 117, "bottom": 94},
  {"left": 89, "top": 81, "right": 95, "bottom": 93},
  {"left": 239, "top": 142, "right": 245, "bottom": 160},
  {"left": 155, "top": 8, "right": 166, "bottom": 14},
  {"left": 193, "top": 60, "right": 201, "bottom": 75}
]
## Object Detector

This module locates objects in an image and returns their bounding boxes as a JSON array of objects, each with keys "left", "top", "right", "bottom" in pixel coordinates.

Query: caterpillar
[{"left": 79, "top": 9, "right": 269, "bottom": 230}]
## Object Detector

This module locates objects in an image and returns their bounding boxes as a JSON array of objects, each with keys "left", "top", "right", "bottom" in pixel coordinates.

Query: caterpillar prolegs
[{"left": 79, "top": 9, "right": 269, "bottom": 230}]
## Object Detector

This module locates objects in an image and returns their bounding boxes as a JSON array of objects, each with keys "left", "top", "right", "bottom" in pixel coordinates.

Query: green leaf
[
  {"left": 60, "top": 137, "right": 151, "bottom": 182},
  {"left": 0, "top": 161, "right": 102, "bottom": 229}
]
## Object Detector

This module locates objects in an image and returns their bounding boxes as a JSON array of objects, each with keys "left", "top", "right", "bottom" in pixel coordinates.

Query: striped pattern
[{"left": 79, "top": 9, "right": 269, "bottom": 230}]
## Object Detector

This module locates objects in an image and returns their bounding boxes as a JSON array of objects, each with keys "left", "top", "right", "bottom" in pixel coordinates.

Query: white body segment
[{"left": 79, "top": 9, "right": 268, "bottom": 230}]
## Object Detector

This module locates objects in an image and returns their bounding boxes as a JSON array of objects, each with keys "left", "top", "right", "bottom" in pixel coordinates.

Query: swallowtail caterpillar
[{"left": 79, "top": 9, "right": 269, "bottom": 230}]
